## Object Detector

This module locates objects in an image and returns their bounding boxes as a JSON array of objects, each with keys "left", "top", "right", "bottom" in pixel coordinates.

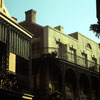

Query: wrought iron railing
[
  {"left": 0, "top": 71, "right": 30, "bottom": 94},
  {"left": 33, "top": 47, "right": 100, "bottom": 72},
  {"left": 59, "top": 51, "right": 99, "bottom": 72}
]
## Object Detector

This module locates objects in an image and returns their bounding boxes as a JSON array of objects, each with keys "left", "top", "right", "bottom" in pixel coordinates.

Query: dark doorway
[{"left": 0, "top": 41, "right": 7, "bottom": 72}]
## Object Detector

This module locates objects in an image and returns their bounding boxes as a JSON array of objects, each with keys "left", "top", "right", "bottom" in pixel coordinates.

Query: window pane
[
  {"left": 4, "top": 26, "right": 7, "bottom": 43},
  {"left": 14, "top": 32, "right": 16, "bottom": 53},
  {"left": 82, "top": 53, "right": 87, "bottom": 67}
]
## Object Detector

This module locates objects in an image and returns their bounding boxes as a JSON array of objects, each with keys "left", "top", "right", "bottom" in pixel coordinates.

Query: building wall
[
  {"left": 43, "top": 26, "right": 100, "bottom": 72},
  {"left": 44, "top": 26, "right": 78, "bottom": 52},
  {"left": 19, "top": 10, "right": 44, "bottom": 54},
  {"left": 18, "top": 9, "right": 100, "bottom": 99},
  {"left": 77, "top": 33, "right": 100, "bottom": 60}
]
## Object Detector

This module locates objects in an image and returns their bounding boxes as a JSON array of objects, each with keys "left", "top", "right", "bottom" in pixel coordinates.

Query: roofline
[
  {"left": 19, "top": 21, "right": 44, "bottom": 28},
  {"left": 77, "top": 32, "right": 99, "bottom": 45},
  {"left": 44, "top": 25, "right": 78, "bottom": 42},
  {"left": 0, "top": 12, "right": 33, "bottom": 38}
]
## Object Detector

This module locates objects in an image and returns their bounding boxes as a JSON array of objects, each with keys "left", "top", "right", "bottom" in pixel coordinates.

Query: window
[
  {"left": 56, "top": 42, "right": 62, "bottom": 57},
  {"left": 56, "top": 42, "right": 67, "bottom": 58},
  {"left": 81, "top": 53, "right": 87, "bottom": 67},
  {"left": 89, "top": 57, "right": 97, "bottom": 71},
  {"left": 69, "top": 48, "right": 76, "bottom": 63},
  {"left": 92, "top": 57, "right": 97, "bottom": 69},
  {"left": 16, "top": 55, "right": 29, "bottom": 76},
  {"left": 32, "top": 42, "right": 40, "bottom": 53},
  {"left": 87, "top": 43, "right": 92, "bottom": 50}
]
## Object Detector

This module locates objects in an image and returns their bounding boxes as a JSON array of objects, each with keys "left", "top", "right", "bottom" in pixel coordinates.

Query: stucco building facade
[
  {"left": 20, "top": 9, "right": 100, "bottom": 100},
  {"left": 1, "top": 0, "right": 100, "bottom": 100}
]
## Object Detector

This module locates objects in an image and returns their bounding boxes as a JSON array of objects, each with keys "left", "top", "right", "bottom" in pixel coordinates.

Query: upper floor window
[
  {"left": 92, "top": 57, "right": 97, "bottom": 66},
  {"left": 56, "top": 42, "right": 61, "bottom": 56},
  {"left": 86, "top": 43, "right": 92, "bottom": 50},
  {"left": 89, "top": 57, "right": 97, "bottom": 71},
  {"left": 70, "top": 48, "right": 76, "bottom": 54},
  {"left": 56, "top": 42, "right": 67, "bottom": 57},
  {"left": 81, "top": 53, "right": 87, "bottom": 67},
  {"left": 69, "top": 48, "right": 76, "bottom": 63},
  {"left": 32, "top": 42, "right": 40, "bottom": 53}
]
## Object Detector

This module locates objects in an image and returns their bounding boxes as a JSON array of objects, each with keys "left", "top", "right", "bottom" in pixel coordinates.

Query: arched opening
[
  {"left": 91, "top": 76, "right": 100, "bottom": 100},
  {"left": 87, "top": 43, "right": 92, "bottom": 50},
  {"left": 32, "top": 60, "right": 62, "bottom": 100},
  {"left": 79, "top": 73, "right": 90, "bottom": 100},
  {"left": 65, "top": 68, "right": 77, "bottom": 100}
]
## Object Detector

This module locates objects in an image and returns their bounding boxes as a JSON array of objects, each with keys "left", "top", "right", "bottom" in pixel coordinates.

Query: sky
[{"left": 5, "top": 0, "right": 100, "bottom": 43}]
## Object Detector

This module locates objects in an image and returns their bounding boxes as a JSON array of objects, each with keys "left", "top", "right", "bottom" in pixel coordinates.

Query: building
[
  {"left": 0, "top": 0, "right": 33, "bottom": 99},
  {"left": 20, "top": 9, "right": 100, "bottom": 100}
]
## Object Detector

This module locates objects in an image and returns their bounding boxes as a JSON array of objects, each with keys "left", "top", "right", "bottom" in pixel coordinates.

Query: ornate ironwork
[
  {"left": 0, "top": 71, "right": 29, "bottom": 94},
  {"left": 33, "top": 47, "right": 100, "bottom": 72},
  {"left": 0, "top": 71, "right": 18, "bottom": 91}
]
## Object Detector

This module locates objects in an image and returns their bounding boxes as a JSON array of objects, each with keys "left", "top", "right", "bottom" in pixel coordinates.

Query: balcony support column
[
  {"left": 74, "top": 69, "right": 80, "bottom": 100},
  {"left": 73, "top": 77, "right": 80, "bottom": 100},
  {"left": 29, "top": 39, "right": 32, "bottom": 93},
  {"left": 40, "top": 61, "right": 49, "bottom": 100},
  {"left": 61, "top": 66, "right": 66, "bottom": 99}
]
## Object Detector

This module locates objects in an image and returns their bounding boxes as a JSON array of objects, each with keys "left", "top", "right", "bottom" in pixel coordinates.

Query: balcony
[
  {"left": 33, "top": 47, "right": 100, "bottom": 72},
  {"left": 61, "top": 52, "right": 99, "bottom": 72},
  {"left": 0, "top": 71, "right": 30, "bottom": 94}
]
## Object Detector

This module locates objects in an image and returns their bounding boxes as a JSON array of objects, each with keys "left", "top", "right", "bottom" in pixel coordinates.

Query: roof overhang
[{"left": 0, "top": 12, "right": 33, "bottom": 38}]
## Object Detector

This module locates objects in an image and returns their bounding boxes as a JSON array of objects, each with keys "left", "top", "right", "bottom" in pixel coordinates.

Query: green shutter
[
  {"left": 14, "top": 32, "right": 16, "bottom": 53},
  {"left": 25, "top": 40, "right": 27, "bottom": 58},
  {"left": 23, "top": 38, "right": 25, "bottom": 58},
  {"left": 10, "top": 30, "right": 12, "bottom": 51},
  {"left": 21, "top": 37, "right": 23, "bottom": 57},
  {"left": 0, "top": 24, "right": 7, "bottom": 43},
  {"left": 16, "top": 33, "right": 18, "bottom": 55},
  {"left": 1, "top": 24, "right": 3, "bottom": 41},
  {"left": 19, "top": 36, "right": 21, "bottom": 55},
  {"left": 22, "top": 37, "right": 24, "bottom": 57},
  {"left": 7, "top": 28, "right": 30, "bottom": 60},
  {"left": 0, "top": 23, "right": 1, "bottom": 41},
  {"left": 2, "top": 24, "right": 4, "bottom": 42},
  {"left": 4, "top": 26, "right": 7, "bottom": 43},
  {"left": 20, "top": 37, "right": 22, "bottom": 57},
  {"left": 12, "top": 31, "right": 14, "bottom": 52},
  {"left": 9, "top": 30, "right": 12, "bottom": 51}
]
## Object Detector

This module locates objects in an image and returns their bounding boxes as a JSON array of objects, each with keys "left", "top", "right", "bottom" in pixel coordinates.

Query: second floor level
[{"left": 32, "top": 26, "right": 100, "bottom": 72}]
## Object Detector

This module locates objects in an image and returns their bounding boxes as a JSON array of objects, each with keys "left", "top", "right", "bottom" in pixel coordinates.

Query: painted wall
[{"left": 43, "top": 26, "right": 100, "bottom": 72}]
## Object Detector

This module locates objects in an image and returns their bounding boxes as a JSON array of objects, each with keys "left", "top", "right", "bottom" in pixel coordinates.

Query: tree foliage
[{"left": 90, "top": 23, "right": 100, "bottom": 38}]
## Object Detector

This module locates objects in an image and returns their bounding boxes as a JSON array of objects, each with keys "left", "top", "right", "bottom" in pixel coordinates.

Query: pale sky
[{"left": 5, "top": 0, "right": 100, "bottom": 43}]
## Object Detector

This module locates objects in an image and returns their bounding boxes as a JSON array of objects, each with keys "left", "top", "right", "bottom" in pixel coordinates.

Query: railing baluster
[{"left": 33, "top": 47, "right": 99, "bottom": 72}]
